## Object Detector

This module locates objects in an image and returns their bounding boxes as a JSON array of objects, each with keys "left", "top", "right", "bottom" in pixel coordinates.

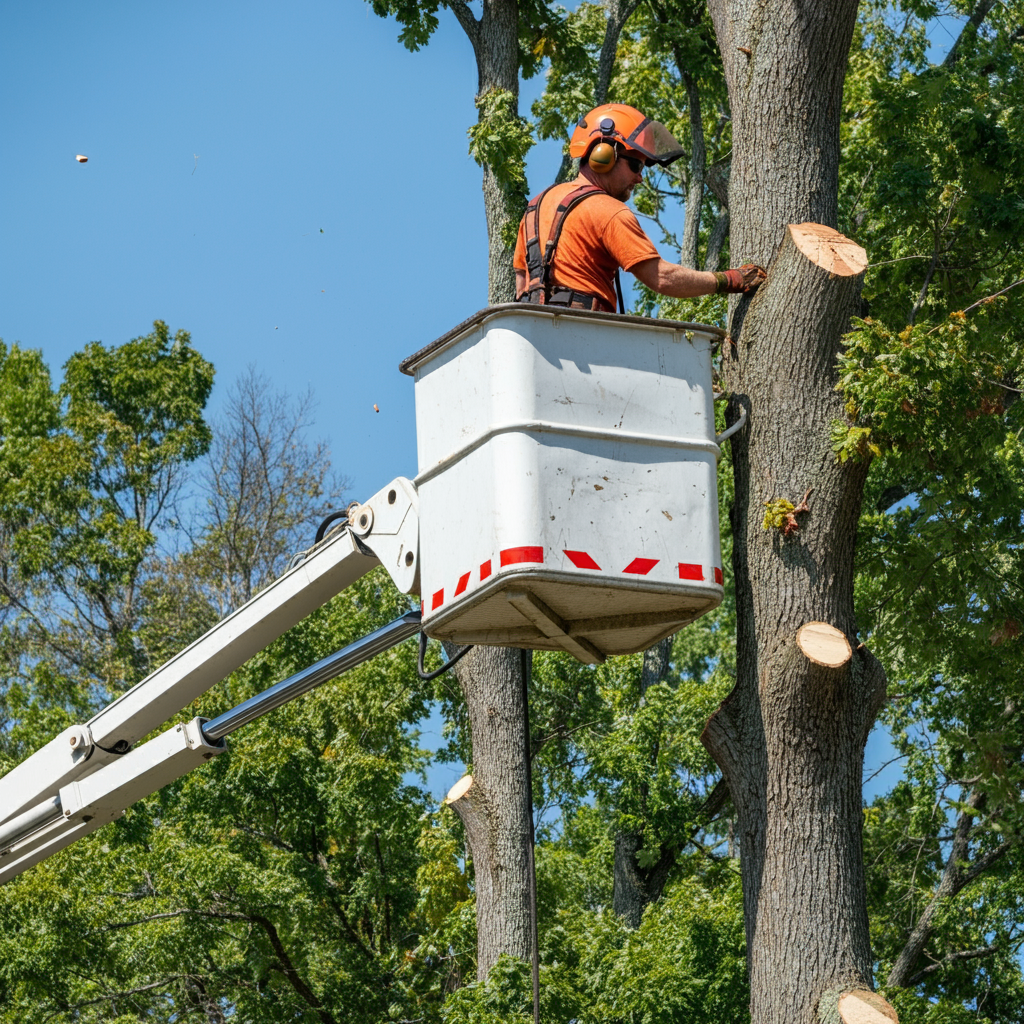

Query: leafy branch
[{"left": 467, "top": 88, "right": 534, "bottom": 195}]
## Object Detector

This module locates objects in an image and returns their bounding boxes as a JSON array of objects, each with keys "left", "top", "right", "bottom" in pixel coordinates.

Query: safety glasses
[{"left": 622, "top": 153, "right": 646, "bottom": 174}]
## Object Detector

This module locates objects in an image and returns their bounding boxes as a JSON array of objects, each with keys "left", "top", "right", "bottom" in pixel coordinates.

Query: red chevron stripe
[
  {"left": 623, "top": 557, "right": 659, "bottom": 575},
  {"left": 563, "top": 549, "right": 601, "bottom": 570}
]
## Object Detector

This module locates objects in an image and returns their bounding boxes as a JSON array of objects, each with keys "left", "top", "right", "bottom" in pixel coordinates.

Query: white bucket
[{"left": 401, "top": 305, "right": 725, "bottom": 663}]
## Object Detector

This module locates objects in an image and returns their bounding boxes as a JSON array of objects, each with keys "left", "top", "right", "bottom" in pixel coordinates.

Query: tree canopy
[{"left": 1, "top": 0, "right": 1023, "bottom": 1019}]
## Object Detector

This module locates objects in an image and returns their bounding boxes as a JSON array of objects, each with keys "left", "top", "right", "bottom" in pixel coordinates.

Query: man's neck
[{"left": 578, "top": 165, "right": 611, "bottom": 192}]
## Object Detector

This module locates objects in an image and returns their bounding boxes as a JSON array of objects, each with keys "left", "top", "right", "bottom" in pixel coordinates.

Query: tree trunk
[
  {"left": 446, "top": 0, "right": 536, "bottom": 981},
  {"left": 454, "top": 0, "right": 523, "bottom": 304},
  {"left": 445, "top": 646, "right": 534, "bottom": 978},
  {"left": 700, "top": 2, "right": 894, "bottom": 1011},
  {"left": 595, "top": 0, "right": 642, "bottom": 105},
  {"left": 678, "top": 71, "right": 706, "bottom": 270}
]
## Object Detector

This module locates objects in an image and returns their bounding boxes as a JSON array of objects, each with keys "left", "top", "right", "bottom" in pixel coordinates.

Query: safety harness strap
[{"left": 520, "top": 184, "right": 621, "bottom": 313}]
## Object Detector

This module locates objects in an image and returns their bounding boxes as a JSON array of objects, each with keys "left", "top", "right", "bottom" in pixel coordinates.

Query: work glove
[{"left": 714, "top": 263, "right": 767, "bottom": 294}]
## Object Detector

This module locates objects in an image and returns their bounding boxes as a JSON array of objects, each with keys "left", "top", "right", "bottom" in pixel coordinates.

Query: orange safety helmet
[{"left": 569, "top": 103, "right": 686, "bottom": 170}]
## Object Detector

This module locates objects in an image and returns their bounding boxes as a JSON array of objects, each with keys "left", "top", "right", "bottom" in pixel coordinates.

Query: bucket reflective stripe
[
  {"left": 564, "top": 550, "right": 601, "bottom": 570},
  {"left": 623, "top": 557, "right": 659, "bottom": 575},
  {"left": 501, "top": 546, "right": 545, "bottom": 567}
]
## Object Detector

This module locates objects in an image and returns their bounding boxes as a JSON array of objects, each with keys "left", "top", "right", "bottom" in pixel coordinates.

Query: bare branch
[
  {"left": 679, "top": 72, "right": 706, "bottom": 270},
  {"left": 887, "top": 788, "right": 1017, "bottom": 988},
  {"left": 314, "top": 851, "right": 377, "bottom": 960},
  {"left": 705, "top": 156, "right": 730, "bottom": 209},
  {"left": 963, "top": 277, "right": 1024, "bottom": 315},
  {"left": 943, "top": 0, "right": 998, "bottom": 68},
  {"left": 703, "top": 209, "right": 730, "bottom": 272},
  {"left": 448, "top": 0, "right": 481, "bottom": 49},
  {"left": 907, "top": 943, "right": 999, "bottom": 986},
  {"left": 960, "top": 837, "right": 1015, "bottom": 887},
  {"left": 595, "top": 0, "right": 643, "bottom": 105},
  {"left": 249, "top": 911, "right": 338, "bottom": 1024},
  {"left": 909, "top": 200, "right": 961, "bottom": 324},
  {"left": 42, "top": 975, "right": 194, "bottom": 1021},
  {"left": 554, "top": 0, "right": 641, "bottom": 184}
]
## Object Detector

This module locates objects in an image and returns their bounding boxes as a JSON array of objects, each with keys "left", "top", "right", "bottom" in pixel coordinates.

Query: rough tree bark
[
  {"left": 444, "top": 647, "right": 534, "bottom": 977},
  {"left": 451, "top": 0, "right": 523, "bottom": 304},
  {"left": 700, "top": 1, "right": 895, "bottom": 1019}
]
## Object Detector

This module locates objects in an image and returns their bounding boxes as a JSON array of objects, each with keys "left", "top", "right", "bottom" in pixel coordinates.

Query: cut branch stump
[
  {"left": 444, "top": 775, "right": 493, "bottom": 873},
  {"left": 796, "top": 621, "right": 852, "bottom": 667},
  {"left": 838, "top": 989, "right": 899, "bottom": 1024},
  {"left": 788, "top": 222, "right": 868, "bottom": 278}
]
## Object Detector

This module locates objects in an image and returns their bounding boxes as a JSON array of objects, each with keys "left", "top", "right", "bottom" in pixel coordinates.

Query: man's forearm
[
  {"left": 631, "top": 257, "right": 766, "bottom": 298},
  {"left": 630, "top": 257, "right": 716, "bottom": 297}
]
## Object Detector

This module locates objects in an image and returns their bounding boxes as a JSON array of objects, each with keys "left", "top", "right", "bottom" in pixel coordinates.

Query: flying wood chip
[
  {"left": 373, "top": 404, "right": 380, "bottom": 413},
  {"left": 75, "top": 155, "right": 88, "bottom": 163}
]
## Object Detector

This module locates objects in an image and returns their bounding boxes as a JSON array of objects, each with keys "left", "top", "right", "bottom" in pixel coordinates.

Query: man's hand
[{"left": 714, "top": 264, "right": 767, "bottom": 294}]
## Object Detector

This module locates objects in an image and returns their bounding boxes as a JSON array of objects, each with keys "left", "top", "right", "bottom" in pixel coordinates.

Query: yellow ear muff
[{"left": 589, "top": 142, "right": 616, "bottom": 173}]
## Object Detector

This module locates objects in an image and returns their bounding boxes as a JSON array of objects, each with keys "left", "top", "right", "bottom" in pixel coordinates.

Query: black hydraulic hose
[
  {"left": 314, "top": 510, "right": 349, "bottom": 544},
  {"left": 416, "top": 631, "right": 474, "bottom": 681}
]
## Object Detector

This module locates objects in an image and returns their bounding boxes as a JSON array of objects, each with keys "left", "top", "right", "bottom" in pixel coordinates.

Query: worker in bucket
[{"left": 514, "top": 103, "right": 765, "bottom": 313}]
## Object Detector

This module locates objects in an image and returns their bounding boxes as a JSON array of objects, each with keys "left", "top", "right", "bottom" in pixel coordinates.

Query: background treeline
[{"left": 1, "top": 0, "right": 1023, "bottom": 1020}]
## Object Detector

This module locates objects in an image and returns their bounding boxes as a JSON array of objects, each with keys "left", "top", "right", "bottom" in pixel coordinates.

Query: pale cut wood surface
[
  {"left": 838, "top": 989, "right": 899, "bottom": 1024},
  {"left": 796, "top": 621, "right": 853, "bottom": 667},
  {"left": 790, "top": 222, "right": 868, "bottom": 277},
  {"left": 445, "top": 775, "right": 474, "bottom": 804}
]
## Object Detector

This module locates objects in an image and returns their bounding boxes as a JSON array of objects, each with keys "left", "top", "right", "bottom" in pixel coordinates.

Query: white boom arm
[{"left": 0, "top": 478, "right": 420, "bottom": 884}]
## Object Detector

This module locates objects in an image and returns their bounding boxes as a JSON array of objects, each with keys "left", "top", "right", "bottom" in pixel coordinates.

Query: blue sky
[{"left": 1, "top": 0, "right": 567, "bottom": 499}]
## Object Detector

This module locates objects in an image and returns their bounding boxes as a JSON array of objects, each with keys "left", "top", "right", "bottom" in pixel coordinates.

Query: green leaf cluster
[
  {"left": 836, "top": 305, "right": 1020, "bottom": 470},
  {"left": 467, "top": 88, "right": 535, "bottom": 195}
]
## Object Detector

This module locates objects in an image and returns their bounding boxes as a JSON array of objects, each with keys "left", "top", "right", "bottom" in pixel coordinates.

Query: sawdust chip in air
[{"left": 75, "top": 155, "right": 88, "bottom": 163}]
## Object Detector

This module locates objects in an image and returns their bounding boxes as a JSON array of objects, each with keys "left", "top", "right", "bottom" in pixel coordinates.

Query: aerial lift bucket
[{"left": 401, "top": 304, "right": 727, "bottom": 665}]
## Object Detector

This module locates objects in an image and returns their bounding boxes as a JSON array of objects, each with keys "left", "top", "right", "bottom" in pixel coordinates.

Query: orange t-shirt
[{"left": 513, "top": 181, "right": 660, "bottom": 310}]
